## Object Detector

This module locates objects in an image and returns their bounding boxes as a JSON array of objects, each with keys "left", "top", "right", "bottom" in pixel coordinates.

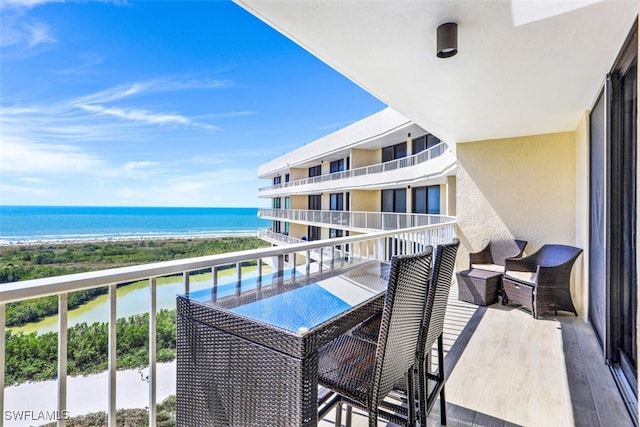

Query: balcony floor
[{"left": 320, "top": 281, "right": 633, "bottom": 427}]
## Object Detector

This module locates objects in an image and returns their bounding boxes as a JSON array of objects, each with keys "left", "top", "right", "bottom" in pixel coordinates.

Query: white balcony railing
[
  {"left": 258, "top": 142, "right": 448, "bottom": 192},
  {"left": 0, "top": 222, "right": 456, "bottom": 427},
  {"left": 258, "top": 209, "right": 456, "bottom": 233}
]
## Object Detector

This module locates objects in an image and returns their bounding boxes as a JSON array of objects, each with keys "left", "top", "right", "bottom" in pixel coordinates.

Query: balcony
[
  {"left": 1, "top": 222, "right": 632, "bottom": 427},
  {"left": 258, "top": 209, "right": 456, "bottom": 234},
  {"left": 258, "top": 142, "right": 455, "bottom": 197}
]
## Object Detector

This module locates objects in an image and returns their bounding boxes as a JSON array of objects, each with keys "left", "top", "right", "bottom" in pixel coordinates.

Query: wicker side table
[{"left": 456, "top": 268, "right": 502, "bottom": 306}]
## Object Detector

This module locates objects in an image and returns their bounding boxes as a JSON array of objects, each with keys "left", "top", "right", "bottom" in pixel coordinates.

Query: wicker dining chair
[
  {"left": 503, "top": 244, "right": 583, "bottom": 318},
  {"left": 350, "top": 238, "right": 460, "bottom": 426},
  {"left": 317, "top": 248, "right": 434, "bottom": 427}
]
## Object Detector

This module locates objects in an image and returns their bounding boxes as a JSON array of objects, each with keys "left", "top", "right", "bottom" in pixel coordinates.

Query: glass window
[
  {"left": 330, "top": 193, "right": 344, "bottom": 211},
  {"left": 330, "top": 159, "right": 344, "bottom": 173},
  {"left": 308, "top": 165, "right": 322, "bottom": 177},
  {"left": 382, "top": 142, "right": 408, "bottom": 162},
  {"left": 427, "top": 186, "right": 440, "bottom": 214},
  {"left": 412, "top": 135, "right": 427, "bottom": 154},
  {"left": 395, "top": 189, "right": 406, "bottom": 213},
  {"left": 382, "top": 189, "right": 395, "bottom": 212},
  {"left": 273, "top": 176, "right": 281, "bottom": 185},
  {"left": 412, "top": 186, "right": 440, "bottom": 214},
  {"left": 329, "top": 228, "right": 344, "bottom": 239},
  {"left": 426, "top": 134, "right": 441, "bottom": 149},
  {"left": 382, "top": 189, "right": 406, "bottom": 213},
  {"left": 285, "top": 173, "right": 290, "bottom": 182},
  {"left": 285, "top": 197, "right": 290, "bottom": 210},
  {"left": 273, "top": 198, "right": 281, "bottom": 209},
  {"left": 413, "top": 187, "right": 427, "bottom": 214},
  {"left": 308, "top": 194, "right": 321, "bottom": 210},
  {"left": 382, "top": 146, "right": 394, "bottom": 163},
  {"left": 307, "top": 226, "right": 321, "bottom": 241}
]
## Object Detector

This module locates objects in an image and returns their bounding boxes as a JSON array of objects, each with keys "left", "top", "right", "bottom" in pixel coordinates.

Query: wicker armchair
[
  {"left": 469, "top": 238, "right": 527, "bottom": 273},
  {"left": 317, "top": 249, "right": 434, "bottom": 427},
  {"left": 503, "top": 244, "right": 583, "bottom": 318},
  {"left": 349, "top": 238, "right": 460, "bottom": 426}
]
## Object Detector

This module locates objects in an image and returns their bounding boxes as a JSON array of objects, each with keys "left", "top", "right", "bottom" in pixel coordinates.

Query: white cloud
[
  {"left": 0, "top": 19, "right": 57, "bottom": 49},
  {"left": 0, "top": 138, "right": 105, "bottom": 173},
  {"left": 1, "top": 0, "right": 63, "bottom": 10},
  {"left": 0, "top": 181, "right": 57, "bottom": 197},
  {"left": 18, "top": 177, "right": 47, "bottom": 183},
  {"left": 73, "top": 78, "right": 234, "bottom": 105},
  {"left": 78, "top": 104, "right": 218, "bottom": 129},
  {"left": 55, "top": 52, "right": 103, "bottom": 74},
  {"left": 24, "top": 21, "right": 56, "bottom": 48}
]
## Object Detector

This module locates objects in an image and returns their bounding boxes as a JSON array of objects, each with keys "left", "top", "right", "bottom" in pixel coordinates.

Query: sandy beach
[
  {"left": 4, "top": 362, "right": 176, "bottom": 427},
  {"left": 0, "top": 233, "right": 258, "bottom": 247}
]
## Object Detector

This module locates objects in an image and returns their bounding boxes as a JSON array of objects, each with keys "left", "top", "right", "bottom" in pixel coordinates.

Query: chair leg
[
  {"left": 438, "top": 334, "right": 447, "bottom": 426},
  {"left": 335, "top": 402, "right": 343, "bottom": 427},
  {"left": 418, "top": 358, "right": 427, "bottom": 426},
  {"left": 407, "top": 366, "right": 416, "bottom": 427},
  {"left": 345, "top": 404, "right": 352, "bottom": 427}
]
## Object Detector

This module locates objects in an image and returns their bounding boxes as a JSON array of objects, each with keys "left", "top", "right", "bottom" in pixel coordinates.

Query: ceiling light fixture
[{"left": 437, "top": 22, "right": 458, "bottom": 58}]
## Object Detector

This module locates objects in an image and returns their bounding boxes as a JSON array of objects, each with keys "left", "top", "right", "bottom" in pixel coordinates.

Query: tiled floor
[{"left": 320, "top": 282, "right": 633, "bottom": 427}]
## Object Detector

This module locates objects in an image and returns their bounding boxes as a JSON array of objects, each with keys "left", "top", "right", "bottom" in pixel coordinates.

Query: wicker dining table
[{"left": 176, "top": 260, "right": 390, "bottom": 427}]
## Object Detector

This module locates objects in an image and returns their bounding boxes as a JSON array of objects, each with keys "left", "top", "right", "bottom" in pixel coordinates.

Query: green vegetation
[
  {"left": 5, "top": 309, "right": 177, "bottom": 386},
  {"left": 41, "top": 395, "right": 176, "bottom": 427},
  {"left": 0, "top": 237, "right": 269, "bottom": 326}
]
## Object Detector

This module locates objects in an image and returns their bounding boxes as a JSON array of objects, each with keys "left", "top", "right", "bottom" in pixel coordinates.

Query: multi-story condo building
[{"left": 257, "top": 107, "right": 457, "bottom": 249}]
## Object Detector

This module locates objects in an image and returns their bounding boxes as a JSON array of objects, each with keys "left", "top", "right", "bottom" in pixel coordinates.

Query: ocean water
[{"left": 0, "top": 206, "right": 270, "bottom": 244}]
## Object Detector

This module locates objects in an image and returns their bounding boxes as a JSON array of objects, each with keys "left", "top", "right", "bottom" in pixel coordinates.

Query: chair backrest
[
  {"left": 489, "top": 239, "right": 527, "bottom": 266},
  {"left": 370, "top": 248, "right": 433, "bottom": 407},
  {"left": 535, "top": 244, "right": 583, "bottom": 267},
  {"left": 420, "top": 238, "right": 460, "bottom": 355}
]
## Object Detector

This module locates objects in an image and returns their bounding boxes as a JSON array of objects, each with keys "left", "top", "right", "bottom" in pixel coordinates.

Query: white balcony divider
[
  {"left": 258, "top": 209, "right": 455, "bottom": 233},
  {"left": 0, "top": 222, "right": 455, "bottom": 426},
  {"left": 108, "top": 285, "right": 117, "bottom": 427},
  {"left": 57, "top": 294, "right": 68, "bottom": 427},
  {"left": 0, "top": 303, "right": 5, "bottom": 427},
  {"left": 258, "top": 142, "right": 448, "bottom": 192}
]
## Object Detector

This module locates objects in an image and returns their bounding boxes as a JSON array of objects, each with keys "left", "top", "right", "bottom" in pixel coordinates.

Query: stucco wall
[
  {"left": 350, "top": 148, "right": 378, "bottom": 169},
  {"left": 351, "top": 190, "right": 380, "bottom": 212},
  {"left": 290, "top": 195, "right": 306, "bottom": 209},
  {"left": 574, "top": 113, "right": 589, "bottom": 318},
  {"left": 456, "top": 131, "right": 578, "bottom": 306}
]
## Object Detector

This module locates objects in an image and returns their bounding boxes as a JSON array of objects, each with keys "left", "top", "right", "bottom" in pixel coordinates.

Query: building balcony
[
  {"left": 258, "top": 142, "right": 455, "bottom": 197},
  {"left": 0, "top": 223, "right": 632, "bottom": 426},
  {"left": 258, "top": 208, "right": 456, "bottom": 234}
]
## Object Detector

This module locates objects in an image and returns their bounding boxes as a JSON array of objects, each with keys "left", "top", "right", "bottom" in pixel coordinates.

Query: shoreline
[{"left": 0, "top": 232, "right": 260, "bottom": 247}]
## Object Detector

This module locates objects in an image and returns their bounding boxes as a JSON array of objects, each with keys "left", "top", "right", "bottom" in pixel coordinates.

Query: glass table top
[{"left": 180, "top": 260, "right": 390, "bottom": 334}]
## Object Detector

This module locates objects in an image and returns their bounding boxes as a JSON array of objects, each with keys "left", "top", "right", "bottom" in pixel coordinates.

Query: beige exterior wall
[
  {"left": 446, "top": 176, "right": 456, "bottom": 216},
  {"left": 350, "top": 148, "right": 378, "bottom": 169},
  {"left": 574, "top": 112, "right": 589, "bottom": 319},
  {"left": 456, "top": 131, "right": 578, "bottom": 306},
  {"left": 290, "top": 168, "right": 306, "bottom": 181},
  {"left": 290, "top": 195, "right": 307, "bottom": 209},
  {"left": 351, "top": 190, "right": 380, "bottom": 212},
  {"left": 289, "top": 222, "right": 306, "bottom": 239}
]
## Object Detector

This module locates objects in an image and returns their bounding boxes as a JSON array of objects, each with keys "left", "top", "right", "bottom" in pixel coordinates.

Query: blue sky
[{"left": 0, "top": 1, "right": 385, "bottom": 208}]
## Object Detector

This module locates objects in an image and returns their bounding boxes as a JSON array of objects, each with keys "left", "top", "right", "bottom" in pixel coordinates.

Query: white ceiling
[{"left": 235, "top": 0, "right": 637, "bottom": 144}]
